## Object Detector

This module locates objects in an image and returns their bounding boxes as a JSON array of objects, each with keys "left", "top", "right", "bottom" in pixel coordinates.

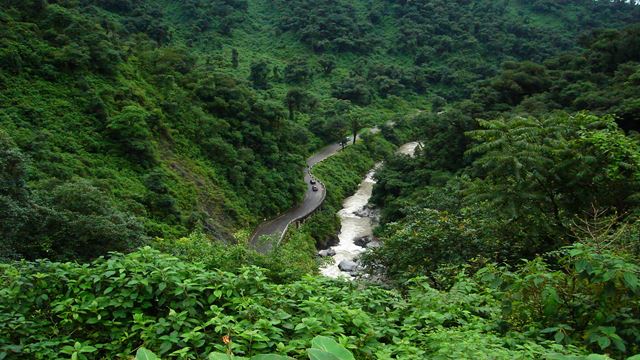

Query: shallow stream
[{"left": 320, "top": 142, "right": 421, "bottom": 278}]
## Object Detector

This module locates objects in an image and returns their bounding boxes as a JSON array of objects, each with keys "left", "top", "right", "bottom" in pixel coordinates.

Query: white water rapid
[{"left": 320, "top": 142, "right": 421, "bottom": 278}]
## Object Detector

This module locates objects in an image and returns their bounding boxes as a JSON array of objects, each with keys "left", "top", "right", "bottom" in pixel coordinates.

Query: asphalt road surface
[{"left": 249, "top": 138, "right": 354, "bottom": 253}]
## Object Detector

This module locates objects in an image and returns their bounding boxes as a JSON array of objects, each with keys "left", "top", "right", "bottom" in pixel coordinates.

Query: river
[{"left": 320, "top": 142, "right": 421, "bottom": 278}]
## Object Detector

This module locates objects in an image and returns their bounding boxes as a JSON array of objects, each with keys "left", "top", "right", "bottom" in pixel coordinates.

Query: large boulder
[
  {"left": 366, "top": 241, "right": 381, "bottom": 249},
  {"left": 338, "top": 260, "right": 358, "bottom": 272},
  {"left": 318, "top": 248, "right": 336, "bottom": 257},
  {"left": 354, "top": 236, "right": 371, "bottom": 247},
  {"left": 354, "top": 205, "right": 374, "bottom": 218},
  {"left": 354, "top": 205, "right": 380, "bottom": 220}
]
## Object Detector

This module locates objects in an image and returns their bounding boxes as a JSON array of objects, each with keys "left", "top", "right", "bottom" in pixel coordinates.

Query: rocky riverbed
[{"left": 320, "top": 142, "right": 421, "bottom": 278}]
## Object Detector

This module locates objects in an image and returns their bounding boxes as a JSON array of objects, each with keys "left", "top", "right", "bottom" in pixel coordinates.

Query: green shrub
[{"left": 0, "top": 247, "right": 592, "bottom": 359}]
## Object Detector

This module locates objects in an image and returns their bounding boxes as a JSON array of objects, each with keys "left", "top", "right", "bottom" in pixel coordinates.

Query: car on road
[
  {"left": 310, "top": 179, "right": 317, "bottom": 185},
  {"left": 312, "top": 185, "right": 319, "bottom": 192}
]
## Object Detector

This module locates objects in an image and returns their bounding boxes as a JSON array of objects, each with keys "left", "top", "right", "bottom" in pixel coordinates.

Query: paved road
[{"left": 249, "top": 138, "right": 355, "bottom": 253}]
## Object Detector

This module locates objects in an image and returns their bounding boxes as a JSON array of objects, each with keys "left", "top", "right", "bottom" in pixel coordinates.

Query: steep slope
[
  {"left": 0, "top": 1, "right": 309, "bottom": 260},
  {"left": 1, "top": 0, "right": 639, "bottom": 260}
]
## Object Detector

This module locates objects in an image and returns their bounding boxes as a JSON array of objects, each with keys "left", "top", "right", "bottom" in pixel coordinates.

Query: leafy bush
[
  {"left": 0, "top": 247, "right": 594, "bottom": 359},
  {"left": 106, "top": 105, "right": 157, "bottom": 163},
  {"left": 478, "top": 243, "right": 640, "bottom": 357},
  {"left": 153, "top": 231, "right": 318, "bottom": 284},
  {"left": 206, "top": 335, "right": 355, "bottom": 360},
  {"left": 370, "top": 112, "right": 640, "bottom": 281}
]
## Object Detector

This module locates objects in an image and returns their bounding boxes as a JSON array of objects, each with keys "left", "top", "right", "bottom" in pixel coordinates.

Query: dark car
[
  {"left": 310, "top": 179, "right": 317, "bottom": 185},
  {"left": 312, "top": 185, "right": 319, "bottom": 192}
]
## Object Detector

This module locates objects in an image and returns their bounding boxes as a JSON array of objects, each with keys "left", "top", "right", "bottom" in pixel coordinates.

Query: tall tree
[
  {"left": 318, "top": 55, "right": 336, "bottom": 75},
  {"left": 231, "top": 48, "right": 239, "bottom": 68},
  {"left": 465, "top": 113, "right": 640, "bottom": 250},
  {"left": 284, "top": 88, "right": 317, "bottom": 121},
  {"left": 249, "top": 60, "right": 270, "bottom": 89}
]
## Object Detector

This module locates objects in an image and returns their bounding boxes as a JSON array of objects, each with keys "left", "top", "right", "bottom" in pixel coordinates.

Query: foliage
[
  {"left": 106, "top": 105, "right": 157, "bottom": 163},
  {"left": 367, "top": 112, "right": 640, "bottom": 288},
  {"left": 270, "top": 0, "right": 639, "bottom": 100},
  {"left": 153, "top": 230, "right": 317, "bottom": 284},
  {"left": 206, "top": 335, "right": 354, "bottom": 360},
  {"left": 271, "top": 0, "right": 376, "bottom": 53},
  {"left": 361, "top": 207, "right": 491, "bottom": 285},
  {"left": 0, "top": 0, "right": 319, "bottom": 258},
  {"left": 3, "top": 1, "right": 640, "bottom": 358},
  {"left": 464, "top": 113, "right": 640, "bottom": 253},
  {"left": 368, "top": 25, "right": 640, "bottom": 298},
  {"left": 0, "top": 247, "right": 597, "bottom": 359},
  {"left": 1, "top": 0, "right": 639, "bottom": 260},
  {"left": 250, "top": 60, "right": 271, "bottom": 89},
  {"left": 474, "top": 26, "right": 640, "bottom": 130},
  {"left": 0, "top": 132, "right": 147, "bottom": 261},
  {"left": 478, "top": 243, "right": 640, "bottom": 357}
]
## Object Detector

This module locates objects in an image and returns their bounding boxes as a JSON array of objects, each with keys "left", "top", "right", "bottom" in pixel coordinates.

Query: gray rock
[
  {"left": 354, "top": 236, "right": 372, "bottom": 248},
  {"left": 354, "top": 205, "right": 377, "bottom": 218},
  {"left": 353, "top": 208, "right": 369, "bottom": 218},
  {"left": 366, "top": 241, "right": 381, "bottom": 249},
  {"left": 338, "top": 260, "right": 358, "bottom": 272},
  {"left": 318, "top": 248, "right": 336, "bottom": 257}
]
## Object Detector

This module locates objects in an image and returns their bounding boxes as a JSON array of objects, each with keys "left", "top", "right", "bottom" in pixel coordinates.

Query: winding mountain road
[
  {"left": 249, "top": 126, "right": 384, "bottom": 252},
  {"left": 250, "top": 144, "right": 342, "bottom": 253},
  {"left": 249, "top": 137, "right": 357, "bottom": 253}
]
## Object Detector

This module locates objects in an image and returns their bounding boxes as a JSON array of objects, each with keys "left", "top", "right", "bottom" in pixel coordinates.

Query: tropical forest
[{"left": 1, "top": 0, "right": 640, "bottom": 358}]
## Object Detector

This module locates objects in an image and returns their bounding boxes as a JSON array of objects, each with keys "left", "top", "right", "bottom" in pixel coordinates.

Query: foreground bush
[{"left": 0, "top": 247, "right": 597, "bottom": 359}]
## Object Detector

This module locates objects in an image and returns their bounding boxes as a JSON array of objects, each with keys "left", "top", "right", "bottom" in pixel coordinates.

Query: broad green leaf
[
  {"left": 586, "top": 355, "right": 611, "bottom": 360},
  {"left": 310, "top": 337, "right": 354, "bottom": 360},
  {"left": 208, "top": 353, "right": 248, "bottom": 360},
  {"left": 626, "top": 355, "right": 640, "bottom": 360},
  {"left": 307, "top": 349, "right": 341, "bottom": 360},
  {"left": 80, "top": 345, "right": 97, "bottom": 353},
  {"left": 136, "top": 347, "right": 159, "bottom": 360},
  {"left": 622, "top": 272, "right": 639, "bottom": 291},
  {"left": 251, "top": 355, "right": 291, "bottom": 360},
  {"left": 542, "top": 286, "right": 560, "bottom": 316},
  {"left": 597, "top": 336, "right": 611, "bottom": 350},
  {"left": 575, "top": 259, "right": 589, "bottom": 274},
  {"left": 554, "top": 331, "right": 564, "bottom": 343},
  {"left": 541, "top": 327, "right": 558, "bottom": 334},
  {"left": 600, "top": 327, "right": 616, "bottom": 336},
  {"left": 613, "top": 338, "right": 626, "bottom": 353}
]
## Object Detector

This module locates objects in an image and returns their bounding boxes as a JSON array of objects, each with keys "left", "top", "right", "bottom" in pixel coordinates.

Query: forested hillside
[
  {"left": 2, "top": 0, "right": 640, "bottom": 358},
  {"left": 1, "top": 0, "right": 638, "bottom": 260},
  {"left": 368, "top": 24, "right": 640, "bottom": 281},
  {"left": 364, "top": 22, "right": 640, "bottom": 359}
]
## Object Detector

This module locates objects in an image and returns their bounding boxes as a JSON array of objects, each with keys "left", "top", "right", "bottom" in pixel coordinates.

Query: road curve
[{"left": 249, "top": 139, "right": 354, "bottom": 253}]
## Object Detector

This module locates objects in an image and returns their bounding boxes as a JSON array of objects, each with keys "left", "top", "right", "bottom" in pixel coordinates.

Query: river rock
[
  {"left": 338, "top": 260, "right": 358, "bottom": 272},
  {"left": 354, "top": 205, "right": 376, "bottom": 218},
  {"left": 366, "top": 241, "right": 381, "bottom": 249},
  {"left": 354, "top": 236, "right": 372, "bottom": 248},
  {"left": 318, "top": 248, "right": 336, "bottom": 257}
]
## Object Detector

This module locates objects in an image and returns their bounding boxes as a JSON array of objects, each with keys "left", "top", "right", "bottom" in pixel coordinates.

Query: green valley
[{"left": 1, "top": 0, "right": 640, "bottom": 358}]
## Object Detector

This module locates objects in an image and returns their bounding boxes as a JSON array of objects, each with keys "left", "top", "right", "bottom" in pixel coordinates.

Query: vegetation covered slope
[
  {"left": 364, "top": 25, "right": 640, "bottom": 357},
  {"left": 2, "top": 0, "right": 640, "bottom": 359},
  {"left": 3, "top": 246, "right": 637, "bottom": 359},
  {"left": 0, "top": 0, "right": 311, "bottom": 260},
  {"left": 1, "top": 0, "right": 638, "bottom": 261},
  {"left": 265, "top": 0, "right": 640, "bottom": 100}
]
